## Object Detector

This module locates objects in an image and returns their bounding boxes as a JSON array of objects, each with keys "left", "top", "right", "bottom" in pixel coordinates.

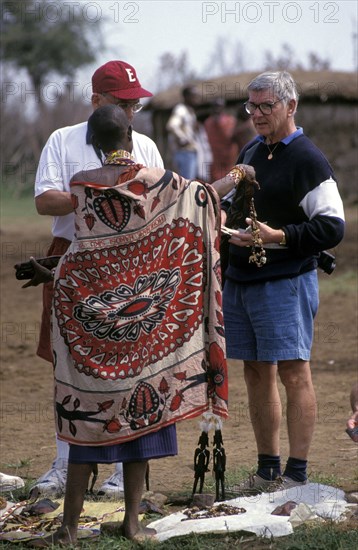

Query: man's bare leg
[
  {"left": 278, "top": 359, "right": 317, "bottom": 459},
  {"left": 244, "top": 361, "right": 281, "bottom": 456}
]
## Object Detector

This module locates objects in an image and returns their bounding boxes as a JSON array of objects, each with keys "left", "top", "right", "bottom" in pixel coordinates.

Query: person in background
[
  {"left": 346, "top": 382, "right": 358, "bottom": 442},
  {"left": 32, "top": 60, "right": 163, "bottom": 500},
  {"left": 222, "top": 71, "right": 345, "bottom": 494},
  {"left": 166, "top": 86, "right": 201, "bottom": 179},
  {"left": 204, "top": 98, "right": 239, "bottom": 182},
  {"left": 196, "top": 110, "right": 213, "bottom": 182}
]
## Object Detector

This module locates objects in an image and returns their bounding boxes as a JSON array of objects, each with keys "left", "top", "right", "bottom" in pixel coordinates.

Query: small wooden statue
[
  {"left": 213, "top": 429, "right": 226, "bottom": 501},
  {"left": 192, "top": 431, "right": 210, "bottom": 495}
]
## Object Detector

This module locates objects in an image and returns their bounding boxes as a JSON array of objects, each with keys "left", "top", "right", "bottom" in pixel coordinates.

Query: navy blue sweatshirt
[{"left": 223, "top": 132, "right": 345, "bottom": 283}]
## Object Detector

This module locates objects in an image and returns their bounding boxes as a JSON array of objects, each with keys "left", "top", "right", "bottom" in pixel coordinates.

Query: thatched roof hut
[{"left": 149, "top": 70, "right": 357, "bottom": 109}]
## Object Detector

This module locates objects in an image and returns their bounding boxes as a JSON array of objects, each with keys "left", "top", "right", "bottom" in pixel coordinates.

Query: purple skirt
[{"left": 68, "top": 423, "right": 177, "bottom": 464}]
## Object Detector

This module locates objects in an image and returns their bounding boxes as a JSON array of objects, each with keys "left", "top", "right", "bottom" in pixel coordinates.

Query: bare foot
[
  {"left": 124, "top": 525, "right": 157, "bottom": 542},
  {"left": 101, "top": 521, "right": 156, "bottom": 542}
]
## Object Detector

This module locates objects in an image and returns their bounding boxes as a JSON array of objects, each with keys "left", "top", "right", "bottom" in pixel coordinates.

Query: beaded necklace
[{"left": 104, "top": 149, "right": 136, "bottom": 165}]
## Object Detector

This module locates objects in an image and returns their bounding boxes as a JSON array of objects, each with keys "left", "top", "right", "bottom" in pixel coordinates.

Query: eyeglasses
[
  {"left": 116, "top": 101, "right": 143, "bottom": 113},
  {"left": 101, "top": 93, "right": 143, "bottom": 112},
  {"left": 244, "top": 99, "right": 282, "bottom": 115}
]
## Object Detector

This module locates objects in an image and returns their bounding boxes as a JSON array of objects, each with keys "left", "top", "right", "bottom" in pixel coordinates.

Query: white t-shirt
[
  {"left": 166, "top": 103, "right": 198, "bottom": 150},
  {"left": 35, "top": 121, "right": 164, "bottom": 241}
]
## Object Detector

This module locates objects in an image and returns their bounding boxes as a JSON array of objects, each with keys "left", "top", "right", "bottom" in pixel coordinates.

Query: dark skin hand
[
  {"left": 21, "top": 257, "right": 54, "bottom": 288},
  {"left": 238, "top": 164, "right": 259, "bottom": 187}
]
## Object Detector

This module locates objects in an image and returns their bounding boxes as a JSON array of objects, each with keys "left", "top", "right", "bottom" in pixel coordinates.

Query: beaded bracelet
[{"left": 227, "top": 165, "right": 246, "bottom": 185}]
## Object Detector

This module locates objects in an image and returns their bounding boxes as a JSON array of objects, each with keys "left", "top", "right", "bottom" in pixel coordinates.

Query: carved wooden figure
[
  {"left": 213, "top": 429, "right": 226, "bottom": 501},
  {"left": 192, "top": 431, "right": 210, "bottom": 494}
]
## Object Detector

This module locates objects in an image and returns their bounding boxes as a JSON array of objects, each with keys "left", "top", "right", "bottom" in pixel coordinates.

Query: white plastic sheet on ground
[{"left": 148, "top": 483, "right": 350, "bottom": 542}]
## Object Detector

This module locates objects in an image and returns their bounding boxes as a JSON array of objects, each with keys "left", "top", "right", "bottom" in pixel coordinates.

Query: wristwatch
[{"left": 279, "top": 230, "right": 287, "bottom": 246}]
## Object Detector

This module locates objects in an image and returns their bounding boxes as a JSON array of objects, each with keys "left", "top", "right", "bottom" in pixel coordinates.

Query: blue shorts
[{"left": 223, "top": 271, "right": 319, "bottom": 362}]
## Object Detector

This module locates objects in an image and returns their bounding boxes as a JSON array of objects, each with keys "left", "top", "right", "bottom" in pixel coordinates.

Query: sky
[
  {"left": 2, "top": 0, "right": 356, "bottom": 107},
  {"left": 87, "top": 0, "right": 357, "bottom": 93}
]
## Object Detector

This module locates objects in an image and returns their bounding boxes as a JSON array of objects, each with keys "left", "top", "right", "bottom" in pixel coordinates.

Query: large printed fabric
[{"left": 52, "top": 166, "right": 228, "bottom": 446}]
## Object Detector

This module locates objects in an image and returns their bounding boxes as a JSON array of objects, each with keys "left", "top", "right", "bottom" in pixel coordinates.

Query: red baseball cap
[{"left": 92, "top": 60, "right": 153, "bottom": 100}]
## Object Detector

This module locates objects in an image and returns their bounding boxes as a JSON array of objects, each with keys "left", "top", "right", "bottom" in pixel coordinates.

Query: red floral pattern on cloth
[
  {"left": 55, "top": 220, "right": 205, "bottom": 380},
  {"left": 52, "top": 166, "right": 228, "bottom": 446}
]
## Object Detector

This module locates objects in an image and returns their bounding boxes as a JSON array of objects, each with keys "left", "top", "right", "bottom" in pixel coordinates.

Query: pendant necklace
[{"left": 266, "top": 142, "right": 280, "bottom": 160}]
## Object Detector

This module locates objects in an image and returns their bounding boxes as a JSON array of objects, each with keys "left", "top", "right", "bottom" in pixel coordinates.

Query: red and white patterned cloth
[{"left": 52, "top": 165, "right": 228, "bottom": 446}]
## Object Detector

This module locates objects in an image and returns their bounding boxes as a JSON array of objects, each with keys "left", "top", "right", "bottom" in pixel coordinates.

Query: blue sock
[
  {"left": 257, "top": 454, "right": 281, "bottom": 480},
  {"left": 283, "top": 457, "right": 308, "bottom": 482}
]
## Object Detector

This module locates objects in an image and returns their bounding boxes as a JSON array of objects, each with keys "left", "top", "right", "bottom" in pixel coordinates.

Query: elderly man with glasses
[
  {"left": 32, "top": 60, "right": 163, "bottom": 500},
  {"left": 221, "top": 71, "right": 345, "bottom": 494}
]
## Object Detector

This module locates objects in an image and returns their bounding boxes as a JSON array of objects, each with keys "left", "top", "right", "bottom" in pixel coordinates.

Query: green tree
[{"left": 0, "top": 0, "right": 102, "bottom": 102}]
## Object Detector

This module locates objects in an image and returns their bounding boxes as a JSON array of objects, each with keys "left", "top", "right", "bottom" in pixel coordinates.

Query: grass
[
  {"left": 0, "top": 467, "right": 356, "bottom": 549},
  {"left": 0, "top": 200, "right": 40, "bottom": 226},
  {"left": 0, "top": 189, "right": 35, "bottom": 217},
  {"left": 0, "top": 520, "right": 357, "bottom": 549},
  {"left": 0, "top": 190, "right": 51, "bottom": 235},
  {"left": 318, "top": 269, "right": 357, "bottom": 295},
  {"left": 3, "top": 458, "right": 33, "bottom": 470}
]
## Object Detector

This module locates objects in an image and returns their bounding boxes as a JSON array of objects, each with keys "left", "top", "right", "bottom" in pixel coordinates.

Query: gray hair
[{"left": 247, "top": 71, "right": 299, "bottom": 105}]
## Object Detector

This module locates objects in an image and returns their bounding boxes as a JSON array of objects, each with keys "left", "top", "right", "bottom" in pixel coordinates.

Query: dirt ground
[{"left": 0, "top": 207, "right": 357, "bottom": 497}]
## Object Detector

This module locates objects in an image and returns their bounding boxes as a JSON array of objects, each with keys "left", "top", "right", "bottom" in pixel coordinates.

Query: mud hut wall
[{"left": 295, "top": 103, "right": 357, "bottom": 200}]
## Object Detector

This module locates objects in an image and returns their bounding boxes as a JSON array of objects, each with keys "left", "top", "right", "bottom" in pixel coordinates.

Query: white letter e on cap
[{"left": 125, "top": 69, "right": 136, "bottom": 82}]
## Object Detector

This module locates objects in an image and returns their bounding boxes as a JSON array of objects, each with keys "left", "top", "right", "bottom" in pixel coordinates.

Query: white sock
[{"left": 52, "top": 435, "right": 69, "bottom": 470}]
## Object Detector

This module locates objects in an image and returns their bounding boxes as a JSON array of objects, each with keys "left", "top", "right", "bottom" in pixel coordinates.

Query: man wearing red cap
[{"left": 32, "top": 61, "right": 163, "bottom": 499}]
